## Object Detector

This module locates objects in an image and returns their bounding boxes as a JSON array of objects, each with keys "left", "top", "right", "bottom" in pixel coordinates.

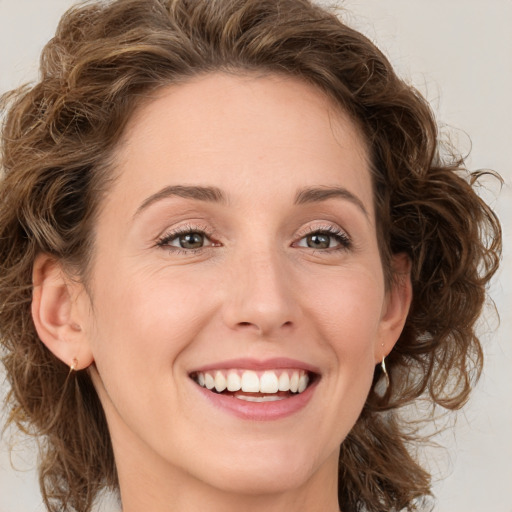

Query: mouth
[{"left": 190, "top": 368, "right": 317, "bottom": 402}]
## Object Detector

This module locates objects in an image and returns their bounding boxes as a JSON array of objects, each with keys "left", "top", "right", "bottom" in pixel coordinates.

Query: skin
[{"left": 32, "top": 73, "right": 411, "bottom": 512}]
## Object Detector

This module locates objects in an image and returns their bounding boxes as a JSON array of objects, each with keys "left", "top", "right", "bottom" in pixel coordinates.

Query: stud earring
[{"left": 69, "top": 358, "right": 78, "bottom": 373}]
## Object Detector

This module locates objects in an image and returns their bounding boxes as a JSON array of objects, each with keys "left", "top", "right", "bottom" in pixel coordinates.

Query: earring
[
  {"left": 381, "top": 355, "right": 390, "bottom": 389},
  {"left": 376, "top": 342, "right": 390, "bottom": 396},
  {"left": 69, "top": 358, "right": 78, "bottom": 373}
]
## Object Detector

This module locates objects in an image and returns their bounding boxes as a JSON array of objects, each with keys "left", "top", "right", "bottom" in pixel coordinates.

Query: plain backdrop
[{"left": 0, "top": 1, "right": 511, "bottom": 511}]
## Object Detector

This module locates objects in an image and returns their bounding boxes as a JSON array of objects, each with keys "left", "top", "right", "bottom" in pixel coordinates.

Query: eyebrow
[
  {"left": 134, "top": 184, "right": 368, "bottom": 218},
  {"left": 294, "top": 186, "right": 368, "bottom": 217},
  {"left": 134, "top": 185, "right": 226, "bottom": 217}
]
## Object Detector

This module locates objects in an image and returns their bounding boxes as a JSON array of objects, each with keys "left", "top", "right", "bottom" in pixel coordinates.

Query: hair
[{"left": 0, "top": 0, "right": 501, "bottom": 511}]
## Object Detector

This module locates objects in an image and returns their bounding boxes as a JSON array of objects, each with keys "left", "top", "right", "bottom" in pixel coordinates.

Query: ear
[
  {"left": 375, "top": 253, "right": 413, "bottom": 363},
  {"left": 31, "top": 253, "right": 94, "bottom": 370}
]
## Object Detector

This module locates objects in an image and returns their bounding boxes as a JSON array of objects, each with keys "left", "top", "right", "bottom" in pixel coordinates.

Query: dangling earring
[
  {"left": 381, "top": 355, "right": 390, "bottom": 390},
  {"left": 374, "top": 342, "right": 390, "bottom": 397}
]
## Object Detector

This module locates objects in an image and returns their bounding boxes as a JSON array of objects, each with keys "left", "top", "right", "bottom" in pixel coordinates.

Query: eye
[
  {"left": 157, "top": 228, "right": 216, "bottom": 251},
  {"left": 173, "top": 232, "right": 208, "bottom": 249},
  {"left": 295, "top": 228, "right": 351, "bottom": 250}
]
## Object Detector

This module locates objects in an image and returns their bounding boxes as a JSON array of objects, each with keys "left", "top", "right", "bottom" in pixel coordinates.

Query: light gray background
[{"left": 0, "top": 1, "right": 510, "bottom": 511}]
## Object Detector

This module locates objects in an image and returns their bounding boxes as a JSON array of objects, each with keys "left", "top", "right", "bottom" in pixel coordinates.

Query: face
[{"left": 73, "top": 73, "right": 409, "bottom": 500}]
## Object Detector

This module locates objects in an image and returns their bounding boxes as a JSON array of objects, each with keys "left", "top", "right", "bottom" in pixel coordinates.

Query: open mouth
[{"left": 190, "top": 369, "right": 317, "bottom": 402}]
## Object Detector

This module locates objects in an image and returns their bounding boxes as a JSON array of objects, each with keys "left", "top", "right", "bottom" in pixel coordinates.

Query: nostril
[{"left": 236, "top": 320, "right": 293, "bottom": 332}]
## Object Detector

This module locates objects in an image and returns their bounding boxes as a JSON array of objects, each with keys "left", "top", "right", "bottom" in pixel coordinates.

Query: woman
[{"left": 0, "top": 0, "right": 501, "bottom": 511}]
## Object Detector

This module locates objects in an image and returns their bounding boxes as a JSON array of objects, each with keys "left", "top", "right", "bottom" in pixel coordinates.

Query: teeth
[
  {"left": 260, "top": 371, "right": 279, "bottom": 393},
  {"left": 204, "top": 373, "right": 215, "bottom": 390},
  {"left": 226, "top": 371, "right": 241, "bottom": 392},
  {"left": 214, "top": 371, "right": 227, "bottom": 392},
  {"left": 241, "top": 370, "right": 260, "bottom": 392},
  {"left": 235, "top": 394, "right": 286, "bottom": 402},
  {"left": 194, "top": 369, "right": 312, "bottom": 396},
  {"left": 289, "top": 371, "right": 299, "bottom": 393},
  {"left": 298, "top": 373, "right": 309, "bottom": 393},
  {"left": 278, "top": 372, "right": 290, "bottom": 391}
]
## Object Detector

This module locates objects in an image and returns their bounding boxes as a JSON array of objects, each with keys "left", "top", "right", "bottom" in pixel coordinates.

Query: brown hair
[{"left": 0, "top": 0, "right": 501, "bottom": 511}]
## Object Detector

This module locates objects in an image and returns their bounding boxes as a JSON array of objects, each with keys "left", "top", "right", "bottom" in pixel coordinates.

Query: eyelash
[
  {"left": 156, "top": 224, "right": 352, "bottom": 253},
  {"left": 156, "top": 225, "right": 217, "bottom": 254},
  {"left": 294, "top": 225, "right": 352, "bottom": 252}
]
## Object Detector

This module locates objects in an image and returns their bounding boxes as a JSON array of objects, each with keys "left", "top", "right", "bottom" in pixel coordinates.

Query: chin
[
  {"left": 186, "top": 441, "right": 337, "bottom": 497},
  {"left": 208, "top": 465, "right": 311, "bottom": 496}
]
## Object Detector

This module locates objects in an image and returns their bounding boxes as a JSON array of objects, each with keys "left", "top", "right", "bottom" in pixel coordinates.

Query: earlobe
[
  {"left": 376, "top": 253, "right": 413, "bottom": 363},
  {"left": 31, "top": 254, "right": 93, "bottom": 370}
]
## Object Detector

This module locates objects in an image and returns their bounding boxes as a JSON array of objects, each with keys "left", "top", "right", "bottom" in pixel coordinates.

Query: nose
[{"left": 221, "top": 249, "right": 298, "bottom": 336}]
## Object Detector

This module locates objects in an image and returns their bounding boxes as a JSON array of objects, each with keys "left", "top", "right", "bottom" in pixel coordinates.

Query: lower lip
[{"left": 193, "top": 380, "right": 318, "bottom": 421}]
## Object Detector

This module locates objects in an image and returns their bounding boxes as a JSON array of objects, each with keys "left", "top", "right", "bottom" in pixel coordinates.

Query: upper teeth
[{"left": 194, "top": 369, "right": 310, "bottom": 394}]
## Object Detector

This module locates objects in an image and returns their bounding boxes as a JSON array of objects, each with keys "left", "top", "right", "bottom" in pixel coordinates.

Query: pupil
[
  {"left": 307, "top": 233, "right": 330, "bottom": 249},
  {"left": 180, "top": 233, "right": 204, "bottom": 249}
]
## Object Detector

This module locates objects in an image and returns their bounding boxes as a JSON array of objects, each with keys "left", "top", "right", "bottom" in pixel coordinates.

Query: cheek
[
  {"left": 301, "top": 268, "right": 384, "bottom": 390},
  {"left": 84, "top": 271, "right": 212, "bottom": 429},
  {"left": 304, "top": 269, "right": 385, "bottom": 344},
  {"left": 85, "top": 263, "right": 228, "bottom": 414},
  {"left": 89, "top": 281, "right": 207, "bottom": 369},
  {"left": 92, "top": 257, "right": 214, "bottom": 332}
]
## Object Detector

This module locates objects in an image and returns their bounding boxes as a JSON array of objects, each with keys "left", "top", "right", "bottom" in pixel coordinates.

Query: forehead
[{"left": 110, "top": 72, "right": 373, "bottom": 215}]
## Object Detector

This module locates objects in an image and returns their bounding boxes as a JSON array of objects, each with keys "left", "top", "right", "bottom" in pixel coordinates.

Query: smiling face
[{"left": 60, "top": 73, "right": 410, "bottom": 508}]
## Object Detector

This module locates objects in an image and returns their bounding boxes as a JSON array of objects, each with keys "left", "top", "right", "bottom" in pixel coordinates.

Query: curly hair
[{"left": 0, "top": 0, "right": 501, "bottom": 511}]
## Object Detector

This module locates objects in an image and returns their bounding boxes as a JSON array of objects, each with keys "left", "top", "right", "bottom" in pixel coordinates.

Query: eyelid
[
  {"left": 295, "top": 222, "right": 349, "bottom": 238},
  {"left": 293, "top": 223, "right": 352, "bottom": 250},
  {"left": 156, "top": 223, "right": 219, "bottom": 250}
]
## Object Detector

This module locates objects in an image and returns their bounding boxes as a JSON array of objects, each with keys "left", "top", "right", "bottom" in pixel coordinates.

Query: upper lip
[{"left": 189, "top": 357, "right": 320, "bottom": 375}]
